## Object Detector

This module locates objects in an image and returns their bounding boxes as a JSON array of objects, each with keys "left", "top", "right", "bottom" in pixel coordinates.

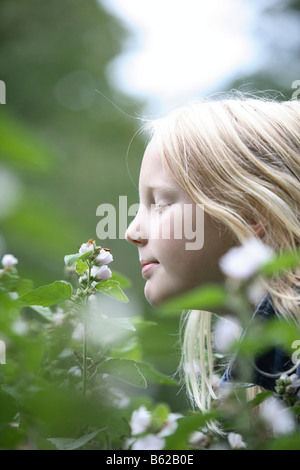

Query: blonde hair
[{"left": 146, "top": 94, "right": 300, "bottom": 416}]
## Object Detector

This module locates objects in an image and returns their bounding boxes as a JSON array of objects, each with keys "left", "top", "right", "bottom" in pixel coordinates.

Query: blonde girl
[{"left": 125, "top": 94, "right": 300, "bottom": 417}]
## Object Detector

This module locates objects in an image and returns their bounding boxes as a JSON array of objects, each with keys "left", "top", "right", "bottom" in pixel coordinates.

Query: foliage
[{"left": 0, "top": 241, "right": 299, "bottom": 450}]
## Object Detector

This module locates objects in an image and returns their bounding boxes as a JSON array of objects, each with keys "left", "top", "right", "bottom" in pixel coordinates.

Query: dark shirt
[{"left": 219, "top": 293, "right": 300, "bottom": 391}]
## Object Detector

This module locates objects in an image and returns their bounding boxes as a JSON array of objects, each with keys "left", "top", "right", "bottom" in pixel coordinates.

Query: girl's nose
[{"left": 125, "top": 212, "right": 147, "bottom": 246}]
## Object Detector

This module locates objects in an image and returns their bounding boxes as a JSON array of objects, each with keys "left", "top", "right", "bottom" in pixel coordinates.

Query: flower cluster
[
  {"left": 126, "top": 405, "right": 182, "bottom": 450},
  {"left": 78, "top": 239, "right": 113, "bottom": 283},
  {"left": 275, "top": 373, "right": 300, "bottom": 420}
]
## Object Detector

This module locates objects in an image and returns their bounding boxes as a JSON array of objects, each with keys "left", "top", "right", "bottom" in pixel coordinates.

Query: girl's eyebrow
[
  {"left": 143, "top": 179, "right": 177, "bottom": 191},
  {"left": 148, "top": 184, "right": 175, "bottom": 191}
]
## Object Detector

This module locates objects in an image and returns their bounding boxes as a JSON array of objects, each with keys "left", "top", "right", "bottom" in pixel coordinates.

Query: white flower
[
  {"left": 130, "top": 406, "right": 151, "bottom": 436},
  {"left": 290, "top": 374, "right": 300, "bottom": 389},
  {"left": 261, "top": 397, "right": 296, "bottom": 435},
  {"left": 2, "top": 254, "right": 18, "bottom": 269},
  {"left": 79, "top": 241, "right": 94, "bottom": 254},
  {"left": 157, "top": 413, "right": 182, "bottom": 437},
  {"left": 95, "top": 249, "right": 113, "bottom": 265},
  {"left": 219, "top": 239, "right": 274, "bottom": 280},
  {"left": 131, "top": 434, "right": 165, "bottom": 450},
  {"left": 12, "top": 319, "right": 29, "bottom": 335},
  {"left": 91, "top": 265, "right": 112, "bottom": 281},
  {"left": 188, "top": 431, "right": 206, "bottom": 445},
  {"left": 8, "top": 292, "right": 19, "bottom": 300},
  {"left": 247, "top": 280, "right": 266, "bottom": 304},
  {"left": 279, "top": 373, "right": 289, "bottom": 381},
  {"left": 213, "top": 316, "right": 242, "bottom": 353},
  {"left": 72, "top": 322, "right": 84, "bottom": 341},
  {"left": 228, "top": 432, "right": 247, "bottom": 449},
  {"left": 68, "top": 366, "right": 82, "bottom": 377},
  {"left": 52, "top": 311, "right": 65, "bottom": 326}
]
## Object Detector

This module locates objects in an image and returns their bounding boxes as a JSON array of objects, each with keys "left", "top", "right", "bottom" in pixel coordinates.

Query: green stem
[{"left": 82, "top": 262, "right": 92, "bottom": 399}]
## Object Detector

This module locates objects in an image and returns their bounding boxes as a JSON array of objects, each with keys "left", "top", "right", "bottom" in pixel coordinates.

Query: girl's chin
[
  {"left": 144, "top": 279, "right": 181, "bottom": 308},
  {"left": 144, "top": 281, "right": 166, "bottom": 307}
]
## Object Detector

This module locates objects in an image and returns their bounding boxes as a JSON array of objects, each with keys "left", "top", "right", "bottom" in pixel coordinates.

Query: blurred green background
[{"left": 0, "top": 0, "right": 299, "bottom": 412}]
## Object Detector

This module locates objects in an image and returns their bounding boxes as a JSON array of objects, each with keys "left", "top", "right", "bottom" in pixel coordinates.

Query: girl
[{"left": 125, "top": 94, "right": 300, "bottom": 417}]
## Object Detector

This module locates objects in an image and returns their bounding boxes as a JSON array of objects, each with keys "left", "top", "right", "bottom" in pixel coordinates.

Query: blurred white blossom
[
  {"left": 131, "top": 434, "right": 165, "bottom": 450},
  {"left": 219, "top": 239, "right": 274, "bottom": 280},
  {"left": 12, "top": 319, "right": 29, "bottom": 336},
  {"left": 246, "top": 279, "right": 266, "bottom": 304},
  {"left": 228, "top": 432, "right": 247, "bottom": 449},
  {"left": 188, "top": 430, "right": 206, "bottom": 446},
  {"left": 213, "top": 316, "right": 242, "bottom": 353},
  {"left": 290, "top": 373, "right": 300, "bottom": 389},
  {"left": 8, "top": 292, "right": 19, "bottom": 300},
  {"left": 52, "top": 310, "right": 65, "bottom": 326},
  {"left": 2, "top": 254, "right": 18, "bottom": 269},
  {"left": 157, "top": 412, "right": 182, "bottom": 437},
  {"left": 72, "top": 322, "right": 84, "bottom": 341},
  {"left": 130, "top": 406, "right": 151, "bottom": 436},
  {"left": 68, "top": 366, "right": 82, "bottom": 377},
  {"left": 261, "top": 397, "right": 296, "bottom": 435}
]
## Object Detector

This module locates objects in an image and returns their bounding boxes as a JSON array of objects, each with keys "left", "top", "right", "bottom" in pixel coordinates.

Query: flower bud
[
  {"left": 91, "top": 265, "right": 112, "bottom": 281},
  {"left": 2, "top": 254, "right": 18, "bottom": 269},
  {"left": 79, "top": 241, "right": 94, "bottom": 254},
  {"left": 95, "top": 249, "right": 113, "bottom": 265}
]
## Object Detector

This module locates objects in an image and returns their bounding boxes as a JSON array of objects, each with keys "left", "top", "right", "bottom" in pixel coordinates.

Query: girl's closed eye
[{"left": 152, "top": 201, "right": 170, "bottom": 212}]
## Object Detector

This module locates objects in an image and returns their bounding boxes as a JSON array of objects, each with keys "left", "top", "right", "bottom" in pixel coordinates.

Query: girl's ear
[{"left": 251, "top": 221, "right": 265, "bottom": 238}]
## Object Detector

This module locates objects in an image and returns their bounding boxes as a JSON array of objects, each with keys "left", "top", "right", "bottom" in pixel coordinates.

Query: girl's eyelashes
[{"left": 152, "top": 202, "right": 170, "bottom": 212}]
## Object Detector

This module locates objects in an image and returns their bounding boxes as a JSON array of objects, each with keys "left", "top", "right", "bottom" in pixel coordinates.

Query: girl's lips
[{"left": 141, "top": 261, "right": 160, "bottom": 278}]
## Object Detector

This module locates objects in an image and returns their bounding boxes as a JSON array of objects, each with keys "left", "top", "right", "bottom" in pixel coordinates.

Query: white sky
[{"left": 99, "top": 0, "right": 265, "bottom": 113}]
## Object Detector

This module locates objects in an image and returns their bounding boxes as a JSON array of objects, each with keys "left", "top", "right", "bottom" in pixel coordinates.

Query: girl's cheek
[{"left": 157, "top": 207, "right": 184, "bottom": 241}]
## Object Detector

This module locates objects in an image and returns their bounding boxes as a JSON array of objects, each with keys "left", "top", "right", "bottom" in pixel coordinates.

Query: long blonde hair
[{"left": 146, "top": 94, "right": 300, "bottom": 414}]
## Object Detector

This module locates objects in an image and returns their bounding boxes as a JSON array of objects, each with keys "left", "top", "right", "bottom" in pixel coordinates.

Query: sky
[{"left": 99, "top": 0, "right": 267, "bottom": 113}]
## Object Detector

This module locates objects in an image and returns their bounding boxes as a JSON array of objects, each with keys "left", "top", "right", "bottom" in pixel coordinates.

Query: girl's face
[{"left": 125, "top": 139, "right": 235, "bottom": 306}]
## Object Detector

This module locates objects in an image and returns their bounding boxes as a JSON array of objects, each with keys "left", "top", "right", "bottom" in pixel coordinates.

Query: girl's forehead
[{"left": 139, "top": 140, "right": 172, "bottom": 185}]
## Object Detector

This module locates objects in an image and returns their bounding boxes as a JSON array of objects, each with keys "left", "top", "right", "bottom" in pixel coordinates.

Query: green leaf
[
  {"left": 28, "top": 305, "right": 55, "bottom": 323},
  {"left": 159, "top": 284, "right": 227, "bottom": 314},
  {"left": 97, "top": 358, "right": 147, "bottom": 388},
  {"left": 48, "top": 428, "right": 105, "bottom": 450},
  {"left": 259, "top": 249, "right": 300, "bottom": 277},
  {"left": 152, "top": 404, "right": 170, "bottom": 427},
  {"left": 164, "top": 411, "right": 218, "bottom": 450},
  {"left": 15, "top": 281, "right": 72, "bottom": 308},
  {"left": 101, "top": 316, "right": 136, "bottom": 332},
  {"left": 248, "top": 390, "right": 273, "bottom": 409},
  {"left": 95, "top": 280, "right": 129, "bottom": 303},
  {"left": 263, "top": 434, "right": 300, "bottom": 450},
  {"left": 238, "top": 318, "right": 300, "bottom": 358},
  {"left": 130, "top": 316, "right": 158, "bottom": 329},
  {"left": 110, "top": 270, "right": 132, "bottom": 288},
  {"left": 75, "top": 259, "right": 88, "bottom": 275},
  {"left": 64, "top": 251, "right": 93, "bottom": 267},
  {"left": 136, "top": 362, "right": 178, "bottom": 386},
  {"left": 16, "top": 278, "right": 34, "bottom": 296}
]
